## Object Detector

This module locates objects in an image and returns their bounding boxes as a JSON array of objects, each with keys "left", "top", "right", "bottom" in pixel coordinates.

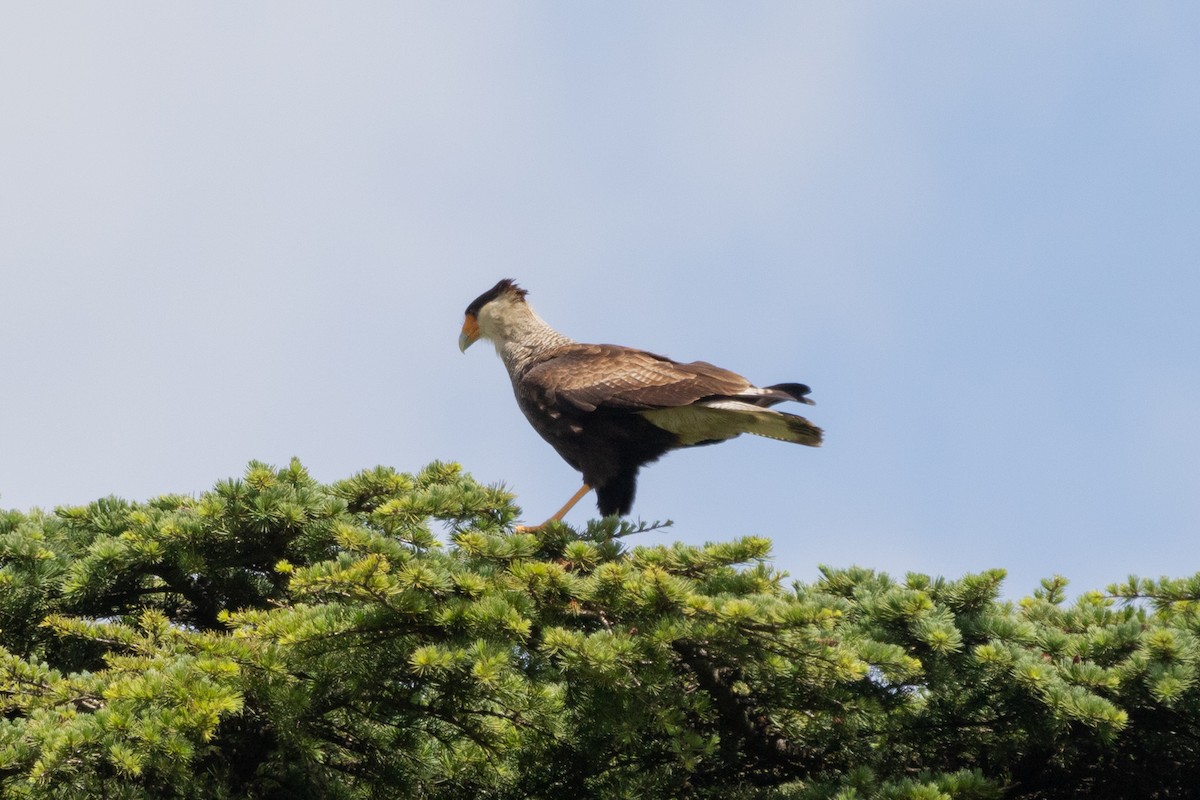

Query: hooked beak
[{"left": 458, "top": 314, "right": 480, "bottom": 352}]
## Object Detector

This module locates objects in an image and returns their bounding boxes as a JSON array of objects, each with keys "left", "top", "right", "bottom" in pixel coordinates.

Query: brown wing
[{"left": 520, "top": 344, "right": 753, "bottom": 413}]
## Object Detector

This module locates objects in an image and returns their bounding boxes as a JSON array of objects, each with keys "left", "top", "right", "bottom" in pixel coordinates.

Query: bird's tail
[
  {"left": 740, "top": 382, "right": 815, "bottom": 408},
  {"left": 702, "top": 400, "right": 823, "bottom": 446},
  {"left": 642, "top": 401, "right": 823, "bottom": 447}
]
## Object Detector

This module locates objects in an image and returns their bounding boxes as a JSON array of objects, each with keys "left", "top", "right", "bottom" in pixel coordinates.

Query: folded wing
[{"left": 519, "top": 344, "right": 823, "bottom": 447}]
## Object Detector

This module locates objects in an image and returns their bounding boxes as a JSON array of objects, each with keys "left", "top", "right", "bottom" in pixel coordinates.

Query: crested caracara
[{"left": 459, "top": 279, "right": 822, "bottom": 529}]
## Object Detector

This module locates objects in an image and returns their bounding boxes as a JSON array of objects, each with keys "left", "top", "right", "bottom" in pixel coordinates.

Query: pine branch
[{"left": 671, "top": 640, "right": 800, "bottom": 769}]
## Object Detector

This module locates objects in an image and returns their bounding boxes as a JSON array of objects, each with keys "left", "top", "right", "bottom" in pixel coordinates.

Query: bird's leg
[{"left": 515, "top": 484, "right": 592, "bottom": 532}]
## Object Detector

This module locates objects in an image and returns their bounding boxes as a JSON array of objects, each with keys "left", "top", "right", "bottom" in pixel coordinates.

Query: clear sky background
[{"left": 3, "top": 4, "right": 1198, "bottom": 597}]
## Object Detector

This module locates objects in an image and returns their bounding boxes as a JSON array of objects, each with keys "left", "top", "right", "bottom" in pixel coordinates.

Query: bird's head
[{"left": 459, "top": 278, "right": 530, "bottom": 352}]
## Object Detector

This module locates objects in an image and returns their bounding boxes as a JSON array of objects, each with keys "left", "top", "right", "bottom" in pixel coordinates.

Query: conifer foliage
[{"left": 0, "top": 461, "right": 1197, "bottom": 798}]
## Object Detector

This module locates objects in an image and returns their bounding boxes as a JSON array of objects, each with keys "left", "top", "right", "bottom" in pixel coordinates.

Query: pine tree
[{"left": 0, "top": 460, "right": 1197, "bottom": 798}]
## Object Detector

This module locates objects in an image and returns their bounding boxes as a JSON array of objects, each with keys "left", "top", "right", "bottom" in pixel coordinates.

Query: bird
[{"left": 458, "top": 279, "right": 822, "bottom": 530}]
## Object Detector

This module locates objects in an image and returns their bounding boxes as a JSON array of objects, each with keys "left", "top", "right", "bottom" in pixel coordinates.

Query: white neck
[{"left": 479, "top": 298, "right": 574, "bottom": 374}]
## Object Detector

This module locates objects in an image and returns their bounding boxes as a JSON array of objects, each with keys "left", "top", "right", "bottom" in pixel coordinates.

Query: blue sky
[{"left": 3, "top": 4, "right": 1198, "bottom": 596}]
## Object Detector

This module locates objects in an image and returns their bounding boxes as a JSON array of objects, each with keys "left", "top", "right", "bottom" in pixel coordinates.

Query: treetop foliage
[{"left": 1, "top": 460, "right": 1197, "bottom": 798}]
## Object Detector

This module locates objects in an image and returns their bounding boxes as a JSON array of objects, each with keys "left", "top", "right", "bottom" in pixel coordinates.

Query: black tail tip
[{"left": 766, "top": 382, "right": 815, "bottom": 405}]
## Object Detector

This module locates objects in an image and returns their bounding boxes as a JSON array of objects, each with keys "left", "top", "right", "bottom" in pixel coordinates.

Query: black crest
[{"left": 465, "top": 279, "right": 527, "bottom": 316}]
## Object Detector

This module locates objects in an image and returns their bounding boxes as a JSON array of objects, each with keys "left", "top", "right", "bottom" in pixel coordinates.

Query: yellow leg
[{"left": 515, "top": 484, "right": 592, "bottom": 532}]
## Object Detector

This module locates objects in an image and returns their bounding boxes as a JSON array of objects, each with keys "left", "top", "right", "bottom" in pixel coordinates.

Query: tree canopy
[{"left": 1, "top": 460, "right": 1196, "bottom": 798}]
